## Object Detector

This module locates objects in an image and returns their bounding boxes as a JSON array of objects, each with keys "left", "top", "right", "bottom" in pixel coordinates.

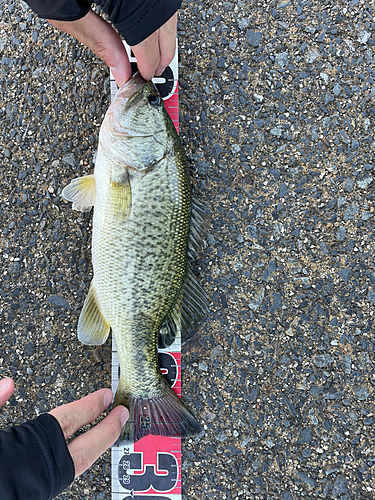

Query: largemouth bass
[{"left": 62, "top": 73, "right": 208, "bottom": 443}]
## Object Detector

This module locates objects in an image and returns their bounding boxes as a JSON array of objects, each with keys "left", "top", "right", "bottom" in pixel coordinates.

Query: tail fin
[{"left": 113, "top": 385, "right": 201, "bottom": 444}]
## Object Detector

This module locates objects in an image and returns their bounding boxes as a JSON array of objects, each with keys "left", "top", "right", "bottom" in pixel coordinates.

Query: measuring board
[{"left": 110, "top": 43, "right": 182, "bottom": 500}]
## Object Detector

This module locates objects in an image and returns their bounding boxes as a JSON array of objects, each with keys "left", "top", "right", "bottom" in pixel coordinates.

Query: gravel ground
[{"left": 1, "top": 1, "right": 375, "bottom": 499}]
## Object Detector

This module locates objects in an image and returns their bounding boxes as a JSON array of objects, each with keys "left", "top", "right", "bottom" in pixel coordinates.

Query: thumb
[{"left": 0, "top": 378, "right": 14, "bottom": 409}]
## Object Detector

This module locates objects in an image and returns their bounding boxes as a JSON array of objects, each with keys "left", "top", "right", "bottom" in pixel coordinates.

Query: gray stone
[
  {"left": 333, "top": 476, "right": 348, "bottom": 495},
  {"left": 339, "top": 268, "right": 351, "bottom": 282},
  {"left": 270, "top": 292, "right": 282, "bottom": 314},
  {"left": 270, "top": 126, "right": 283, "bottom": 137},
  {"left": 354, "top": 388, "right": 369, "bottom": 400},
  {"left": 237, "top": 18, "right": 250, "bottom": 30},
  {"left": 198, "top": 361, "right": 208, "bottom": 372},
  {"left": 62, "top": 153, "right": 75, "bottom": 167},
  {"left": 248, "top": 288, "right": 265, "bottom": 310},
  {"left": 305, "top": 50, "right": 319, "bottom": 63},
  {"left": 358, "top": 31, "right": 371, "bottom": 44},
  {"left": 337, "top": 197, "right": 346, "bottom": 208},
  {"left": 281, "top": 493, "right": 293, "bottom": 500},
  {"left": 8, "top": 262, "right": 20, "bottom": 274},
  {"left": 212, "top": 143, "right": 223, "bottom": 157},
  {"left": 262, "top": 260, "right": 277, "bottom": 280},
  {"left": 217, "top": 57, "right": 225, "bottom": 68},
  {"left": 324, "top": 92, "right": 334, "bottom": 105},
  {"left": 343, "top": 205, "right": 359, "bottom": 220},
  {"left": 341, "top": 355, "right": 351, "bottom": 374},
  {"left": 357, "top": 176, "right": 373, "bottom": 189},
  {"left": 0, "top": 38, "right": 7, "bottom": 53},
  {"left": 48, "top": 295, "right": 70, "bottom": 310},
  {"left": 297, "top": 428, "right": 312, "bottom": 444},
  {"left": 246, "top": 30, "right": 262, "bottom": 47},
  {"left": 313, "top": 355, "right": 334, "bottom": 368},
  {"left": 279, "top": 184, "right": 288, "bottom": 198},
  {"left": 246, "top": 225, "right": 258, "bottom": 239},
  {"left": 337, "top": 226, "right": 346, "bottom": 241},
  {"left": 24, "top": 342, "right": 35, "bottom": 356},
  {"left": 210, "top": 346, "right": 223, "bottom": 360},
  {"left": 344, "top": 178, "right": 355, "bottom": 192},
  {"left": 275, "top": 51, "right": 288, "bottom": 68},
  {"left": 367, "top": 289, "right": 375, "bottom": 303},
  {"left": 297, "top": 471, "right": 315, "bottom": 488},
  {"left": 332, "top": 84, "right": 342, "bottom": 96}
]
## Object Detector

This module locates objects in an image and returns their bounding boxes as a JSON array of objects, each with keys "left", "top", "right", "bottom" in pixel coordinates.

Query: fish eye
[{"left": 148, "top": 93, "right": 162, "bottom": 106}]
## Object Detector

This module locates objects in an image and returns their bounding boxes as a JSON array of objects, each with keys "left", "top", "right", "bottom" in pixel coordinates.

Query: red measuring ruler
[{"left": 110, "top": 43, "right": 182, "bottom": 500}]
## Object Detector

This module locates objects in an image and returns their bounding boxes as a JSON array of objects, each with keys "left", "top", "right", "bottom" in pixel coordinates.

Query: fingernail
[
  {"left": 103, "top": 390, "right": 113, "bottom": 409},
  {"left": 112, "top": 65, "right": 130, "bottom": 89},
  {"left": 0, "top": 378, "right": 11, "bottom": 393},
  {"left": 120, "top": 407, "right": 129, "bottom": 426}
]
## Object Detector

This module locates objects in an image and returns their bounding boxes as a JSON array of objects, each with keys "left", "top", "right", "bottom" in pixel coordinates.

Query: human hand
[
  {"left": 47, "top": 10, "right": 177, "bottom": 87},
  {"left": 49, "top": 388, "right": 128, "bottom": 477},
  {"left": 0, "top": 377, "right": 15, "bottom": 408},
  {"left": 0, "top": 377, "right": 128, "bottom": 478}
]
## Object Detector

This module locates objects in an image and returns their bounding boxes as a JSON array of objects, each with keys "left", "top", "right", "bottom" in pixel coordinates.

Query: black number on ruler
[
  {"left": 118, "top": 353, "right": 177, "bottom": 387},
  {"left": 118, "top": 452, "right": 178, "bottom": 491},
  {"left": 154, "top": 67, "right": 175, "bottom": 99},
  {"left": 158, "top": 352, "right": 177, "bottom": 387},
  {"left": 129, "top": 60, "right": 176, "bottom": 100},
  {"left": 140, "top": 415, "right": 151, "bottom": 430}
]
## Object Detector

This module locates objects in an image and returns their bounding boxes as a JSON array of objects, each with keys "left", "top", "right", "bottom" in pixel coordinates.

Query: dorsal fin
[
  {"left": 188, "top": 198, "right": 209, "bottom": 260},
  {"left": 159, "top": 198, "right": 210, "bottom": 347},
  {"left": 159, "top": 265, "right": 209, "bottom": 348}
]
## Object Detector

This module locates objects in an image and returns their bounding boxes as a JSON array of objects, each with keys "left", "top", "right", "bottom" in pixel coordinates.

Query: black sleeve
[
  {"left": 0, "top": 413, "right": 75, "bottom": 500},
  {"left": 24, "top": 0, "right": 182, "bottom": 46}
]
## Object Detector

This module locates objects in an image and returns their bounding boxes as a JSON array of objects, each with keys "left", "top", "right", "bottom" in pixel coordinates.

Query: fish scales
[
  {"left": 62, "top": 73, "right": 205, "bottom": 443},
  {"left": 94, "top": 140, "right": 190, "bottom": 395}
]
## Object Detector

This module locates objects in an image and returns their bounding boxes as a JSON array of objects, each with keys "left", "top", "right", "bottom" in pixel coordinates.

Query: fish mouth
[
  {"left": 116, "top": 72, "right": 159, "bottom": 111},
  {"left": 116, "top": 72, "right": 147, "bottom": 100},
  {"left": 116, "top": 71, "right": 153, "bottom": 100}
]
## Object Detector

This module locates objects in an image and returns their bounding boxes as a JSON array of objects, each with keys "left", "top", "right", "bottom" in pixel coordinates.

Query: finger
[
  {"left": 49, "top": 388, "right": 113, "bottom": 440},
  {"left": 0, "top": 378, "right": 14, "bottom": 408},
  {"left": 131, "top": 31, "right": 160, "bottom": 81},
  {"left": 68, "top": 405, "right": 129, "bottom": 478},
  {"left": 47, "top": 11, "right": 131, "bottom": 87},
  {"left": 155, "top": 13, "right": 178, "bottom": 76}
]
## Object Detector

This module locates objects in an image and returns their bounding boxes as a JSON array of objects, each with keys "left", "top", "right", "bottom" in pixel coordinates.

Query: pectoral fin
[
  {"left": 78, "top": 282, "right": 110, "bottom": 345},
  {"left": 110, "top": 173, "right": 132, "bottom": 218},
  {"left": 62, "top": 174, "right": 96, "bottom": 212}
]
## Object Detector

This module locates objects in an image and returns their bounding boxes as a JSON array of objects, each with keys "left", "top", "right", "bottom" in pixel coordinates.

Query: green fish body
[{"left": 62, "top": 73, "right": 207, "bottom": 443}]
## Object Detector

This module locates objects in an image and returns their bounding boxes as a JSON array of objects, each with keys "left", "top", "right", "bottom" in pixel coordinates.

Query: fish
[{"left": 62, "top": 73, "right": 208, "bottom": 443}]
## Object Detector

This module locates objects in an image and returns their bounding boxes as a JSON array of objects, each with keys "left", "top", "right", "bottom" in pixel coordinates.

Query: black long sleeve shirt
[
  {"left": 24, "top": 0, "right": 182, "bottom": 45},
  {"left": 0, "top": 414, "right": 74, "bottom": 500}
]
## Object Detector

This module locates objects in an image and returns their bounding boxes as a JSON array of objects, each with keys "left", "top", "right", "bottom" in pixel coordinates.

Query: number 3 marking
[{"left": 119, "top": 452, "right": 178, "bottom": 492}]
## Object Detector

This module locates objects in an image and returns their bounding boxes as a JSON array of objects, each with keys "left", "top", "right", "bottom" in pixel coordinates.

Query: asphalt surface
[{"left": 1, "top": 1, "right": 375, "bottom": 499}]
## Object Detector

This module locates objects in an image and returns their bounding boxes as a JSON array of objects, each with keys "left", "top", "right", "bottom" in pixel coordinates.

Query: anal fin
[{"left": 78, "top": 282, "right": 110, "bottom": 345}]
